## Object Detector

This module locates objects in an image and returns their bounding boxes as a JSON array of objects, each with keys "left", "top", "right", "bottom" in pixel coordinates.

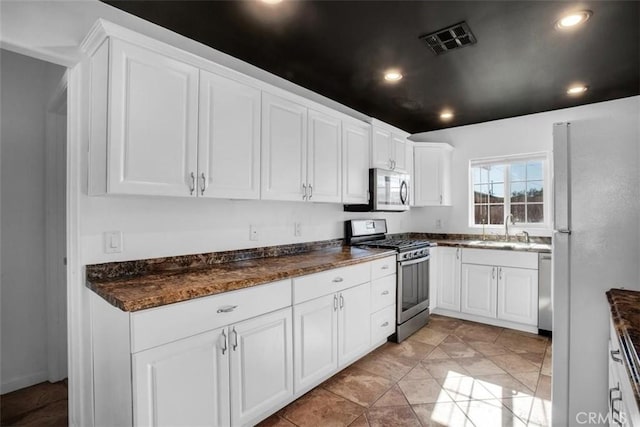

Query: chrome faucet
[
  {"left": 504, "top": 214, "right": 515, "bottom": 241},
  {"left": 521, "top": 230, "right": 530, "bottom": 243}
]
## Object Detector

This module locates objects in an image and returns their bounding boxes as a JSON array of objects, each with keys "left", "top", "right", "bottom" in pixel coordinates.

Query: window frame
[{"left": 467, "top": 152, "right": 552, "bottom": 230}]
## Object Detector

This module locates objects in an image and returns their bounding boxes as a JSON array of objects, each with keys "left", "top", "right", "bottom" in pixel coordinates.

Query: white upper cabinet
[
  {"left": 342, "top": 120, "right": 371, "bottom": 204},
  {"left": 307, "top": 109, "right": 342, "bottom": 203},
  {"left": 413, "top": 143, "right": 453, "bottom": 206},
  {"left": 198, "top": 70, "right": 261, "bottom": 199},
  {"left": 370, "top": 121, "right": 409, "bottom": 173},
  {"left": 99, "top": 38, "right": 199, "bottom": 196},
  {"left": 261, "top": 93, "right": 308, "bottom": 201}
]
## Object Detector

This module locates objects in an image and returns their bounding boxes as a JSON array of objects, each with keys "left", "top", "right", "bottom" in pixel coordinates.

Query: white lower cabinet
[
  {"left": 497, "top": 267, "right": 538, "bottom": 325},
  {"left": 338, "top": 283, "right": 372, "bottom": 366},
  {"left": 435, "top": 247, "right": 461, "bottom": 312},
  {"left": 133, "top": 308, "right": 292, "bottom": 427},
  {"left": 133, "top": 328, "right": 230, "bottom": 427},
  {"left": 461, "top": 264, "right": 497, "bottom": 318}
]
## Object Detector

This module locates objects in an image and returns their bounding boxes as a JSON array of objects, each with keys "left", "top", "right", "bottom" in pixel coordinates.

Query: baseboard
[
  {"left": 431, "top": 308, "right": 539, "bottom": 335},
  {"left": 1, "top": 369, "right": 49, "bottom": 394}
]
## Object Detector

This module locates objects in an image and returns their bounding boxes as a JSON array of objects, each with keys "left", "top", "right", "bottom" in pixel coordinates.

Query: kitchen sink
[{"left": 464, "top": 240, "right": 545, "bottom": 250}]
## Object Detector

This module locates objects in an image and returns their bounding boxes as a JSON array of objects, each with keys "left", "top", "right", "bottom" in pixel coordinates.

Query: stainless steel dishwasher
[{"left": 538, "top": 253, "right": 552, "bottom": 336}]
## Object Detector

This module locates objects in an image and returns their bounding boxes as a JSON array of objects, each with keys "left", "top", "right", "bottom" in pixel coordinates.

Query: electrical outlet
[
  {"left": 104, "top": 231, "right": 123, "bottom": 253},
  {"left": 435, "top": 219, "right": 442, "bottom": 229},
  {"left": 294, "top": 222, "right": 302, "bottom": 237},
  {"left": 249, "top": 225, "right": 259, "bottom": 241}
]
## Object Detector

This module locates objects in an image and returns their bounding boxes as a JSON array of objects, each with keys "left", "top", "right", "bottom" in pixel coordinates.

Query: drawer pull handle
[
  {"left": 611, "top": 349, "right": 624, "bottom": 364},
  {"left": 333, "top": 295, "right": 338, "bottom": 311},
  {"left": 381, "top": 321, "right": 389, "bottom": 327},
  {"left": 381, "top": 265, "right": 389, "bottom": 270},
  {"left": 339, "top": 294, "right": 344, "bottom": 309},
  {"left": 217, "top": 305, "right": 238, "bottom": 314},
  {"left": 381, "top": 290, "right": 390, "bottom": 295},
  {"left": 232, "top": 327, "right": 238, "bottom": 351},
  {"left": 333, "top": 277, "right": 344, "bottom": 283}
]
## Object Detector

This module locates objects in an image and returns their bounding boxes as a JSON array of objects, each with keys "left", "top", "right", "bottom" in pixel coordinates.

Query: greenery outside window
[{"left": 469, "top": 153, "right": 550, "bottom": 228}]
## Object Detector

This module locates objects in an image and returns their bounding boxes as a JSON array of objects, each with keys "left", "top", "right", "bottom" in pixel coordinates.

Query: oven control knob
[{"left": 403, "top": 253, "right": 409, "bottom": 259}]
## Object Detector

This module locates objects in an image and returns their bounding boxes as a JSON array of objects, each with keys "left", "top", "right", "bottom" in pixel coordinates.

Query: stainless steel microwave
[{"left": 344, "top": 168, "right": 410, "bottom": 212}]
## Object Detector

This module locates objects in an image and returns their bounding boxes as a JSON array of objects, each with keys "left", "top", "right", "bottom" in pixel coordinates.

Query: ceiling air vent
[{"left": 419, "top": 21, "right": 477, "bottom": 55}]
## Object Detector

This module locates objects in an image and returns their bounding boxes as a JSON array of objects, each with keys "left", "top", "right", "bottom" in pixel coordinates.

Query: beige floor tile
[
  {"left": 541, "top": 349, "right": 552, "bottom": 376},
  {"left": 412, "top": 402, "right": 473, "bottom": 427},
  {"left": 348, "top": 413, "right": 370, "bottom": 427},
  {"left": 517, "top": 351, "right": 545, "bottom": 367},
  {"left": 402, "top": 364, "right": 434, "bottom": 381},
  {"left": 511, "top": 371, "right": 540, "bottom": 392},
  {"left": 372, "top": 385, "right": 410, "bottom": 408},
  {"left": 375, "top": 340, "right": 435, "bottom": 363},
  {"left": 365, "top": 406, "right": 421, "bottom": 427},
  {"left": 499, "top": 396, "right": 534, "bottom": 423},
  {"left": 426, "top": 315, "right": 467, "bottom": 333},
  {"left": 420, "top": 358, "right": 471, "bottom": 379},
  {"left": 425, "top": 347, "right": 451, "bottom": 360},
  {"left": 279, "top": 388, "right": 364, "bottom": 427},
  {"left": 489, "top": 352, "right": 541, "bottom": 375},
  {"left": 467, "top": 341, "right": 510, "bottom": 356},
  {"left": 398, "top": 378, "right": 453, "bottom": 405},
  {"left": 257, "top": 414, "right": 297, "bottom": 427},
  {"left": 456, "top": 398, "right": 527, "bottom": 427},
  {"left": 528, "top": 396, "right": 552, "bottom": 426},
  {"left": 352, "top": 351, "right": 416, "bottom": 381},
  {"left": 408, "top": 327, "right": 448, "bottom": 346},
  {"left": 474, "top": 374, "right": 535, "bottom": 399},
  {"left": 454, "top": 322, "right": 503, "bottom": 343},
  {"left": 438, "top": 336, "right": 483, "bottom": 359},
  {"left": 536, "top": 374, "right": 552, "bottom": 400},
  {"left": 456, "top": 357, "right": 507, "bottom": 376},
  {"left": 437, "top": 375, "right": 496, "bottom": 402},
  {"left": 495, "top": 329, "right": 548, "bottom": 354},
  {"left": 322, "top": 366, "right": 394, "bottom": 408}
]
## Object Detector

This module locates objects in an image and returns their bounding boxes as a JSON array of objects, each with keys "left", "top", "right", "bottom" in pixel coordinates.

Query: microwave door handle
[{"left": 400, "top": 180, "right": 408, "bottom": 205}]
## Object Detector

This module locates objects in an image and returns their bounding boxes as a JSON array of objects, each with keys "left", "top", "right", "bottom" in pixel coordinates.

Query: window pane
[
  {"left": 527, "top": 181, "right": 544, "bottom": 202},
  {"left": 510, "top": 162, "right": 526, "bottom": 182},
  {"left": 527, "top": 204, "right": 544, "bottom": 223},
  {"left": 474, "top": 184, "right": 489, "bottom": 203},
  {"left": 474, "top": 204, "right": 488, "bottom": 225},
  {"left": 510, "top": 182, "right": 526, "bottom": 203},
  {"left": 511, "top": 204, "right": 526, "bottom": 223},
  {"left": 527, "top": 161, "right": 543, "bottom": 181},
  {"left": 480, "top": 166, "right": 489, "bottom": 183},
  {"left": 472, "top": 167, "right": 481, "bottom": 184},
  {"left": 489, "top": 183, "right": 504, "bottom": 203},
  {"left": 489, "top": 165, "right": 504, "bottom": 183},
  {"left": 489, "top": 204, "right": 504, "bottom": 224},
  {"left": 472, "top": 166, "right": 490, "bottom": 184}
]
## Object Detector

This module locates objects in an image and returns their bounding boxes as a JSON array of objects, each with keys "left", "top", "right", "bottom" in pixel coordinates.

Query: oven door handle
[{"left": 398, "top": 255, "right": 430, "bottom": 267}]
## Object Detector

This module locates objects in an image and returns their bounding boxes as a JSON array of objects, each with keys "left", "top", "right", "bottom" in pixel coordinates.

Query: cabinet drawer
[
  {"left": 371, "top": 256, "right": 396, "bottom": 280},
  {"left": 371, "top": 305, "right": 396, "bottom": 344},
  {"left": 131, "top": 279, "right": 292, "bottom": 352},
  {"left": 293, "top": 262, "right": 370, "bottom": 304},
  {"left": 371, "top": 275, "right": 396, "bottom": 312},
  {"left": 462, "top": 249, "right": 538, "bottom": 269}
]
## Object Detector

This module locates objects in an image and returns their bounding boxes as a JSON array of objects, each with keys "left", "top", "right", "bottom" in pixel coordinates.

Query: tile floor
[
  {"left": 0, "top": 380, "right": 68, "bottom": 426},
  {"left": 260, "top": 314, "right": 552, "bottom": 427}
]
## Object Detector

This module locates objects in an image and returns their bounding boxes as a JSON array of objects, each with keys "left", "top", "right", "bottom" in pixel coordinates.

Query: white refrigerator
[{"left": 552, "top": 118, "right": 639, "bottom": 426}]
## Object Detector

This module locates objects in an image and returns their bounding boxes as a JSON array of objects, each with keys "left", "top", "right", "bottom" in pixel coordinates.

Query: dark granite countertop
[
  {"left": 405, "top": 233, "right": 552, "bottom": 253},
  {"left": 607, "top": 288, "right": 640, "bottom": 408},
  {"left": 86, "top": 244, "right": 395, "bottom": 312}
]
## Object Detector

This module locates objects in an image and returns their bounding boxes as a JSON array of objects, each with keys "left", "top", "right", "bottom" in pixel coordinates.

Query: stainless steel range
[{"left": 345, "top": 219, "right": 432, "bottom": 342}]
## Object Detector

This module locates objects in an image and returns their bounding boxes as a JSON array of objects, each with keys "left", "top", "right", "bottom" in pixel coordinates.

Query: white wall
[
  {"left": 410, "top": 96, "right": 640, "bottom": 237},
  {"left": 0, "top": 49, "right": 65, "bottom": 393}
]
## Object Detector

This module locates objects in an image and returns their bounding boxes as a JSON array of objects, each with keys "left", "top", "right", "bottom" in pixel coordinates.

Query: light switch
[{"left": 104, "top": 231, "right": 123, "bottom": 254}]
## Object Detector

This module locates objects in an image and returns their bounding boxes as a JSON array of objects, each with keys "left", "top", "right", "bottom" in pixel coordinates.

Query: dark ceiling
[{"left": 103, "top": 1, "right": 639, "bottom": 133}]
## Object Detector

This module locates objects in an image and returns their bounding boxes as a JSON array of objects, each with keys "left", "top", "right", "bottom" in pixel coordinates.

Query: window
[{"left": 469, "top": 153, "right": 550, "bottom": 228}]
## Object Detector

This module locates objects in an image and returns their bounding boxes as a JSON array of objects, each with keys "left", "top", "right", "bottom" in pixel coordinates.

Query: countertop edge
[{"left": 434, "top": 240, "right": 552, "bottom": 253}]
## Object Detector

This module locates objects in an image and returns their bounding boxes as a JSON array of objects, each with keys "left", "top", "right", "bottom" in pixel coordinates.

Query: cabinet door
[
  {"left": 371, "top": 127, "right": 392, "bottom": 169},
  {"left": 261, "top": 93, "right": 307, "bottom": 201},
  {"left": 413, "top": 146, "right": 442, "bottom": 206},
  {"left": 436, "top": 247, "right": 461, "bottom": 312},
  {"left": 133, "top": 329, "right": 229, "bottom": 427},
  {"left": 108, "top": 39, "right": 199, "bottom": 196},
  {"left": 229, "top": 307, "right": 293, "bottom": 426},
  {"left": 497, "top": 267, "right": 538, "bottom": 326},
  {"left": 338, "top": 282, "right": 371, "bottom": 367},
  {"left": 198, "top": 71, "right": 261, "bottom": 199},
  {"left": 307, "top": 110, "right": 342, "bottom": 203},
  {"left": 293, "top": 294, "right": 338, "bottom": 394},
  {"left": 460, "top": 264, "right": 497, "bottom": 318},
  {"left": 342, "top": 121, "right": 371, "bottom": 204},
  {"left": 391, "top": 133, "right": 408, "bottom": 172}
]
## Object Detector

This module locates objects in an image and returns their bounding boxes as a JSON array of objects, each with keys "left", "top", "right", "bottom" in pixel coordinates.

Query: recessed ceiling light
[
  {"left": 384, "top": 70, "right": 403, "bottom": 82},
  {"left": 556, "top": 10, "right": 592, "bottom": 29},
  {"left": 440, "top": 111, "right": 454, "bottom": 120},
  {"left": 261, "top": 0, "right": 282, "bottom": 4},
  {"left": 567, "top": 85, "right": 588, "bottom": 95}
]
